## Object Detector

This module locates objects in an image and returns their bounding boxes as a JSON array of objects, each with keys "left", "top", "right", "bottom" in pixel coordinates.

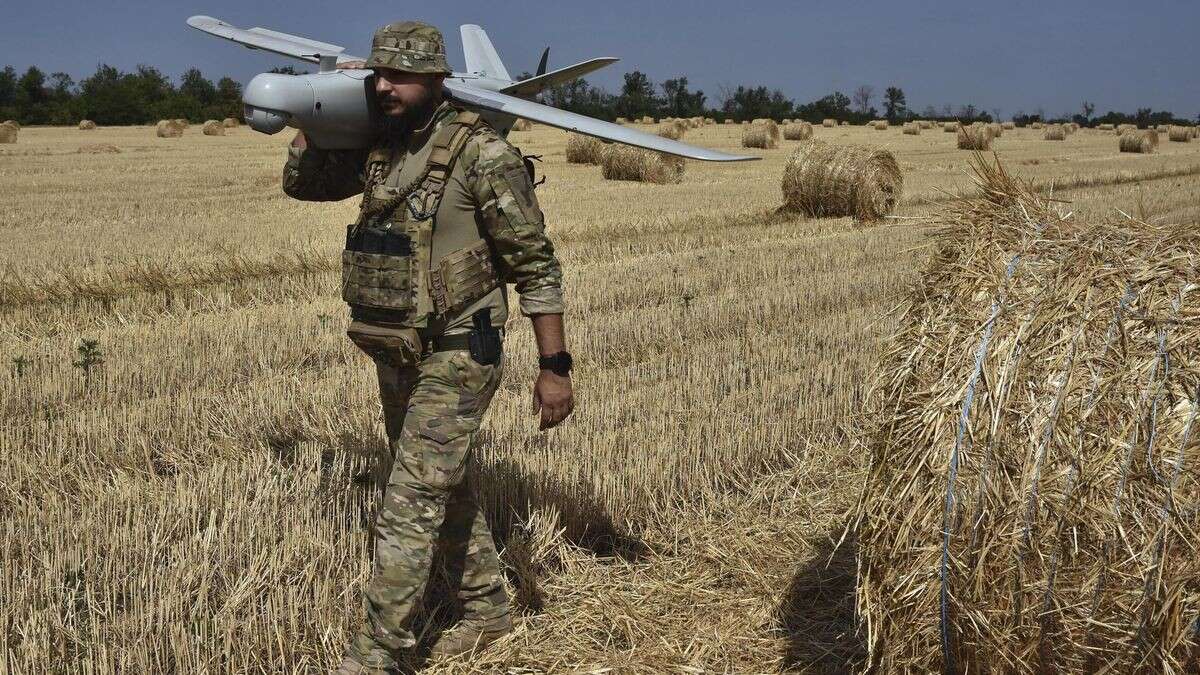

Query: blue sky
[{"left": 3, "top": 0, "right": 1197, "bottom": 119}]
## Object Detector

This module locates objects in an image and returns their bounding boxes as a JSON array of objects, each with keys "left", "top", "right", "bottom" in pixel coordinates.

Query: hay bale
[
  {"left": 872, "top": 120, "right": 889, "bottom": 130},
  {"left": 1030, "top": 121, "right": 1045, "bottom": 129},
  {"left": 780, "top": 139, "right": 902, "bottom": 221},
  {"left": 822, "top": 118, "right": 837, "bottom": 128},
  {"left": 1098, "top": 123, "right": 1115, "bottom": 131},
  {"left": 614, "top": 117, "right": 628, "bottom": 125},
  {"left": 600, "top": 145, "right": 684, "bottom": 184},
  {"left": 987, "top": 123, "right": 1003, "bottom": 137},
  {"left": 902, "top": 122, "right": 921, "bottom": 136},
  {"left": 172, "top": 118, "right": 190, "bottom": 128},
  {"left": 565, "top": 134, "right": 605, "bottom": 164},
  {"left": 155, "top": 120, "right": 185, "bottom": 138},
  {"left": 0, "top": 122, "right": 17, "bottom": 144},
  {"left": 782, "top": 122, "right": 814, "bottom": 141},
  {"left": 510, "top": 118, "right": 532, "bottom": 131},
  {"left": 1119, "top": 130, "right": 1158, "bottom": 153},
  {"left": 957, "top": 124, "right": 993, "bottom": 150},
  {"left": 639, "top": 116, "right": 655, "bottom": 125},
  {"left": 840, "top": 120, "right": 850, "bottom": 126},
  {"left": 723, "top": 119, "right": 734, "bottom": 125},
  {"left": 78, "top": 119, "right": 97, "bottom": 130},
  {"left": 77, "top": 143, "right": 121, "bottom": 154},
  {"left": 751, "top": 118, "right": 781, "bottom": 143},
  {"left": 657, "top": 119, "right": 689, "bottom": 140},
  {"left": 1043, "top": 124, "right": 1066, "bottom": 141},
  {"left": 1001, "top": 121, "right": 1014, "bottom": 130},
  {"left": 222, "top": 117, "right": 240, "bottom": 128},
  {"left": 704, "top": 118, "right": 714, "bottom": 125},
  {"left": 3, "top": 119, "right": 19, "bottom": 131},
  {"left": 942, "top": 122, "right": 960, "bottom": 132},
  {"left": 919, "top": 120, "right": 935, "bottom": 130},
  {"left": 856, "top": 154, "right": 1200, "bottom": 673},
  {"left": 201, "top": 120, "right": 226, "bottom": 136},
  {"left": 1168, "top": 126, "right": 1192, "bottom": 142},
  {"left": 742, "top": 125, "right": 777, "bottom": 149}
]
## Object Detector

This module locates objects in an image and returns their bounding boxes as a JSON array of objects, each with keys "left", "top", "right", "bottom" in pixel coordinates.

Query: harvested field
[
  {"left": 3, "top": 122, "right": 1200, "bottom": 673},
  {"left": 957, "top": 124, "right": 994, "bottom": 150}
]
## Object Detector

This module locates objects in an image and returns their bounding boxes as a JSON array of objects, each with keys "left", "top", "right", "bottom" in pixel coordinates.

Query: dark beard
[{"left": 374, "top": 92, "right": 439, "bottom": 140}]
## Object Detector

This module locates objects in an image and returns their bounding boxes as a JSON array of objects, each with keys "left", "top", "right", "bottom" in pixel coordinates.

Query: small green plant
[
  {"left": 11, "top": 355, "right": 29, "bottom": 379},
  {"left": 72, "top": 339, "right": 105, "bottom": 379}
]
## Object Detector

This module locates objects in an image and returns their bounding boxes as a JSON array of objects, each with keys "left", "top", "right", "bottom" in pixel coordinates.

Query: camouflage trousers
[{"left": 346, "top": 325, "right": 508, "bottom": 671}]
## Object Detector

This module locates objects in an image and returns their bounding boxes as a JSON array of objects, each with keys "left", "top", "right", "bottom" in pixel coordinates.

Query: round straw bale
[
  {"left": 919, "top": 120, "right": 935, "bottom": 129},
  {"left": 1030, "top": 121, "right": 1045, "bottom": 129},
  {"left": 942, "top": 121, "right": 960, "bottom": 132},
  {"left": 656, "top": 119, "right": 689, "bottom": 140},
  {"left": 782, "top": 122, "right": 813, "bottom": 141},
  {"left": 723, "top": 119, "right": 733, "bottom": 124},
  {"left": 1118, "top": 130, "right": 1157, "bottom": 153},
  {"left": 781, "top": 139, "right": 902, "bottom": 221},
  {"left": 3, "top": 119, "right": 19, "bottom": 131},
  {"left": 902, "top": 122, "right": 921, "bottom": 135},
  {"left": 822, "top": 118, "right": 837, "bottom": 128},
  {"left": 1000, "top": 121, "right": 1014, "bottom": 130},
  {"left": 614, "top": 117, "right": 628, "bottom": 125},
  {"left": 0, "top": 123, "right": 17, "bottom": 144},
  {"left": 600, "top": 145, "right": 684, "bottom": 184},
  {"left": 1167, "top": 126, "right": 1191, "bottom": 142},
  {"left": 987, "top": 122, "right": 1003, "bottom": 137},
  {"left": 201, "top": 120, "right": 226, "bottom": 136},
  {"left": 704, "top": 118, "right": 714, "bottom": 125},
  {"left": 751, "top": 118, "right": 781, "bottom": 143},
  {"left": 565, "top": 134, "right": 605, "bottom": 164},
  {"left": 173, "top": 118, "right": 190, "bottom": 128},
  {"left": 1097, "top": 123, "right": 1115, "bottom": 131},
  {"left": 640, "top": 116, "right": 655, "bottom": 124},
  {"left": 78, "top": 119, "right": 97, "bottom": 130},
  {"left": 957, "top": 124, "right": 993, "bottom": 150},
  {"left": 872, "top": 120, "right": 889, "bottom": 130},
  {"left": 78, "top": 143, "right": 120, "bottom": 154},
  {"left": 1043, "top": 124, "right": 1066, "bottom": 141},
  {"left": 222, "top": 117, "right": 240, "bottom": 128},
  {"left": 742, "top": 125, "right": 777, "bottom": 149},
  {"left": 156, "top": 120, "right": 185, "bottom": 138},
  {"left": 840, "top": 120, "right": 850, "bottom": 126}
]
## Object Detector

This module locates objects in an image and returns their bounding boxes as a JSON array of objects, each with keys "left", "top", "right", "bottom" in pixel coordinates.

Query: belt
[{"left": 428, "top": 333, "right": 471, "bottom": 352}]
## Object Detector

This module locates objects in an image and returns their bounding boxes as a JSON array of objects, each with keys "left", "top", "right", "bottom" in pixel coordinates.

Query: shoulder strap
[{"left": 424, "top": 109, "right": 484, "bottom": 189}]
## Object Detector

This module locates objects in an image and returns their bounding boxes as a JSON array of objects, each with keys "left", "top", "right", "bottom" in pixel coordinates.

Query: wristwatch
[{"left": 538, "top": 351, "right": 573, "bottom": 377}]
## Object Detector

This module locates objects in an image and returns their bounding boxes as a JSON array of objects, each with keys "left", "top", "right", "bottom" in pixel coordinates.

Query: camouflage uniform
[{"left": 282, "top": 21, "right": 564, "bottom": 673}]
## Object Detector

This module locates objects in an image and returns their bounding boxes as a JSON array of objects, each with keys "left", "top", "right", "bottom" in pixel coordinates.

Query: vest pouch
[{"left": 341, "top": 249, "right": 415, "bottom": 311}]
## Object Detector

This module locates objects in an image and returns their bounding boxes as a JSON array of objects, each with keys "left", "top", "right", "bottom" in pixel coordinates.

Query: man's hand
[
  {"left": 338, "top": 60, "right": 367, "bottom": 70},
  {"left": 533, "top": 370, "right": 574, "bottom": 430}
]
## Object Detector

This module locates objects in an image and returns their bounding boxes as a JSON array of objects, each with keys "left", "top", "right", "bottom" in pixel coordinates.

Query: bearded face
[{"left": 373, "top": 69, "right": 444, "bottom": 133}]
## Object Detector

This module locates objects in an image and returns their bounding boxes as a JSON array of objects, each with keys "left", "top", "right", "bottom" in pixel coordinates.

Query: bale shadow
[{"left": 776, "top": 524, "right": 865, "bottom": 673}]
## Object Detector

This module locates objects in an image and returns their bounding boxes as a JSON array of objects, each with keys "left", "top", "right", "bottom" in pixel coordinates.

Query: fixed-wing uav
[{"left": 187, "top": 16, "right": 756, "bottom": 161}]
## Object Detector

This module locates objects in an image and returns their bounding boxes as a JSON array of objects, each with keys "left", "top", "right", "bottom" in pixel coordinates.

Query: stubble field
[{"left": 3, "top": 120, "right": 1200, "bottom": 673}]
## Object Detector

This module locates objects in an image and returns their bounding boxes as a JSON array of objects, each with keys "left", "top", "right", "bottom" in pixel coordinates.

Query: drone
[{"left": 187, "top": 16, "right": 756, "bottom": 162}]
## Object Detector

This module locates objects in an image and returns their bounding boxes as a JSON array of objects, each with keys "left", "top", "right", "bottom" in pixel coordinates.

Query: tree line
[{"left": 1, "top": 62, "right": 1195, "bottom": 128}]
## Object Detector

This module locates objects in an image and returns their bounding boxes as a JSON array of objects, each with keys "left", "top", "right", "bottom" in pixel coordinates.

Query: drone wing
[
  {"left": 445, "top": 81, "right": 758, "bottom": 162},
  {"left": 186, "top": 16, "right": 364, "bottom": 64}
]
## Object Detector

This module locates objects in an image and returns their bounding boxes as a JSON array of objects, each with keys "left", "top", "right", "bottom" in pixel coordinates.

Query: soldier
[{"left": 281, "top": 21, "right": 575, "bottom": 673}]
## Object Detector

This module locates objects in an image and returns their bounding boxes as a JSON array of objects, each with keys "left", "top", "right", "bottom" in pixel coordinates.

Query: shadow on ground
[{"left": 777, "top": 524, "right": 865, "bottom": 673}]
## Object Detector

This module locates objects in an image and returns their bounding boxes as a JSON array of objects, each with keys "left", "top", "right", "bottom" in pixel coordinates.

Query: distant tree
[
  {"left": 722, "top": 85, "right": 793, "bottom": 121},
  {"left": 921, "top": 104, "right": 938, "bottom": 119},
  {"left": 268, "top": 65, "right": 309, "bottom": 75},
  {"left": 941, "top": 103, "right": 953, "bottom": 118},
  {"left": 615, "top": 70, "right": 659, "bottom": 119},
  {"left": 795, "top": 91, "right": 852, "bottom": 122},
  {"left": 542, "top": 77, "right": 615, "bottom": 120},
  {"left": 661, "top": 76, "right": 706, "bottom": 118},
  {"left": 991, "top": 107, "right": 1002, "bottom": 122},
  {"left": 216, "top": 77, "right": 242, "bottom": 118},
  {"left": 852, "top": 85, "right": 874, "bottom": 114},
  {"left": 883, "top": 86, "right": 907, "bottom": 122},
  {"left": 1080, "top": 100, "right": 1095, "bottom": 122}
]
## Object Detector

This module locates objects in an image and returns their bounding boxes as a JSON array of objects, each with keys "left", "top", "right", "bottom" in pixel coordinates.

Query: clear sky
[{"left": 2, "top": 0, "right": 1197, "bottom": 119}]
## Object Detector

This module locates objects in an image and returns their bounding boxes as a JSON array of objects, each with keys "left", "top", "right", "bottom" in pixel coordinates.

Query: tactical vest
[{"left": 342, "top": 109, "right": 500, "bottom": 327}]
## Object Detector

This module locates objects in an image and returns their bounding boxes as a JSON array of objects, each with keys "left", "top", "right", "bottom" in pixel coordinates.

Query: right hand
[{"left": 337, "top": 60, "right": 367, "bottom": 70}]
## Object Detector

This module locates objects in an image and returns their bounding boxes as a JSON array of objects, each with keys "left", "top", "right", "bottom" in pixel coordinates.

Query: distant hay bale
[
  {"left": 988, "top": 122, "right": 1003, "bottom": 137},
  {"left": 77, "top": 143, "right": 120, "bottom": 154},
  {"left": 1063, "top": 123, "right": 1077, "bottom": 135},
  {"left": 3, "top": 119, "right": 19, "bottom": 131},
  {"left": 614, "top": 117, "right": 628, "bottom": 125},
  {"left": 222, "top": 117, "right": 240, "bottom": 128},
  {"left": 704, "top": 117, "right": 714, "bottom": 125},
  {"left": 173, "top": 118, "right": 190, "bottom": 128},
  {"left": 751, "top": 118, "right": 781, "bottom": 143},
  {"left": 510, "top": 118, "right": 532, "bottom": 131},
  {"left": 856, "top": 154, "right": 1200, "bottom": 674},
  {"left": 840, "top": 121, "right": 850, "bottom": 126},
  {"left": 742, "top": 125, "right": 777, "bottom": 149},
  {"left": 201, "top": 120, "right": 226, "bottom": 136},
  {"left": 957, "top": 124, "right": 993, "bottom": 150},
  {"left": 1119, "top": 130, "right": 1157, "bottom": 153},
  {"left": 639, "top": 116, "right": 655, "bottom": 124},
  {"left": 782, "top": 122, "right": 813, "bottom": 141},
  {"left": 1000, "top": 121, "right": 1014, "bottom": 130},
  {"left": 872, "top": 120, "right": 889, "bottom": 130},
  {"left": 1030, "top": 122, "right": 1045, "bottom": 129},
  {"left": 1043, "top": 124, "right": 1066, "bottom": 141},
  {"left": 78, "top": 119, "right": 97, "bottom": 130},
  {"left": 1098, "top": 123, "right": 1115, "bottom": 131},
  {"left": 822, "top": 118, "right": 837, "bottom": 128},
  {"left": 781, "top": 139, "right": 902, "bottom": 221},
  {"left": 657, "top": 119, "right": 689, "bottom": 140},
  {"left": 600, "top": 145, "right": 684, "bottom": 184},
  {"left": 942, "top": 122, "right": 960, "bottom": 132},
  {"left": 902, "top": 122, "right": 921, "bottom": 135},
  {"left": 918, "top": 120, "right": 935, "bottom": 129},
  {"left": 723, "top": 119, "right": 734, "bottom": 125},
  {"left": 1168, "top": 126, "right": 1191, "bottom": 142},
  {"left": 0, "top": 123, "right": 17, "bottom": 144},
  {"left": 155, "top": 120, "right": 185, "bottom": 138},
  {"left": 1117, "top": 123, "right": 1137, "bottom": 133},
  {"left": 565, "top": 134, "right": 605, "bottom": 164}
]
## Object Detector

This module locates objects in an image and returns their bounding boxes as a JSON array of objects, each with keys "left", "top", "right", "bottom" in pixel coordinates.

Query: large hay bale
[
  {"left": 1119, "top": 130, "right": 1158, "bottom": 153},
  {"left": 872, "top": 120, "right": 889, "bottom": 130},
  {"left": 751, "top": 118, "right": 781, "bottom": 143},
  {"left": 1117, "top": 123, "right": 1138, "bottom": 134},
  {"left": 3, "top": 119, "right": 19, "bottom": 130},
  {"left": 1043, "top": 124, "right": 1066, "bottom": 141},
  {"left": 1168, "top": 126, "right": 1192, "bottom": 142},
  {"left": 780, "top": 139, "right": 902, "bottom": 221},
  {"left": 856, "top": 154, "right": 1200, "bottom": 673},
  {"left": 77, "top": 143, "right": 120, "bottom": 154},
  {"left": 0, "top": 122, "right": 17, "bottom": 144},
  {"left": 78, "top": 119, "right": 97, "bottom": 130},
  {"left": 156, "top": 120, "right": 185, "bottom": 138},
  {"left": 943, "top": 121, "right": 960, "bottom": 132},
  {"left": 919, "top": 120, "right": 935, "bottom": 129},
  {"left": 657, "top": 119, "right": 688, "bottom": 140},
  {"left": 902, "top": 122, "right": 921, "bottom": 136},
  {"left": 600, "top": 145, "right": 684, "bottom": 184},
  {"left": 565, "top": 134, "right": 605, "bottom": 164},
  {"left": 782, "top": 122, "right": 813, "bottom": 141},
  {"left": 173, "top": 118, "right": 190, "bottom": 128},
  {"left": 742, "top": 125, "right": 777, "bottom": 149},
  {"left": 201, "top": 120, "right": 226, "bottom": 136},
  {"left": 1001, "top": 121, "right": 1015, "bottom": 130},
  {"left": 822, "top": 118, "right": 837, "bottom": 128},
  {"left": 222, "top": 117, "right": 240, "bottom": 128},
  {"left": 957, "top": 124, "right": 994, "bottom": 150}
]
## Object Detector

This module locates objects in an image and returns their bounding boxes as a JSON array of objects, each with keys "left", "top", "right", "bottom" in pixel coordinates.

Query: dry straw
[
  {"left": 988, "top": 122, "right": 1003, "bottom": 137},
  {"left": 78, "top": 143, "right": 120, "bottom": 154},
  {"left": 640, "top": 116, "right": 655, "bottom": 124},
  {"left": 1118, "top": 123, "right": 1138, "bottom": 134},
  {"left": 564, "top": 134, "right": 605, "bottom": 164},
  {"left": 156, "top": 120, "right": 184, "bottom": 138},
  {"left": 1044, "top": 124, "right": 1066, "bottom": 141},
  {"left": 919, "top": 120, "right": 935, "bottom": 129},
  {"left": 1001, "top": 121, "right": 1015, "bottom": 130},
  {"left": 872, "top": 120, "right": 889, "bottom": 130},
  {"left": 614, "top": 117, "right": 628, "bottom": 125},
  {"left": 1119, "top": 130, "right": 1158, "bottom": 153},
  {"left": 1098, "top": 123, "right": 1115, "bottom": 131},
  {"left": 855, "top": 153, "right": 1200, "bottom": 673},
  {"left": 782, "top": 122, "right": 813, "bottom": 141},
  {"left": 3, "top": 119, "right": 19, "bottom": 130},
  {"left": 0, "top": 122, "right": 17, "bottom": 144},
  {"left": 510, "top": 118, "right": 532, "bottom": 131},
  {"left": 943, "top": 122, "right": 960, "bottom": 132},
  {"left": 742, "top": 125, "right": 777, "bottom": 149},
  {"left": 751, "top": 118, "right": 781, "bottom": 143},
  {"left": 600, "top": 145, "right": 684, "bottom": 184},
  {"left": 1168, "top": 126, "right": 1192, "bottom": 142},
  {"left": 657, "top": 119, "right": 689, "bottom": 141},
  {"left": 822, "top": 118, "right": 837, "bottom": 128},
  {"left": 201, "top": 120, "right": 226, "bottom": 136},
  {"left": 780, "top": 139, "right": 902, "bottom": 221},
  {"left": 957, "top": 124, "right": 993, "bottom": 150},
  {"left": 222, "top": 117, "right": 240, "bottom": 128},
  {"left": 902, "top": 122, "right": 921, "bottom": 135},
  {"left": 173, "top": 118, "right": 190, "bottom": 128},
  {"left": 1031, "top": 121, "right": 1045, "bottom": 129},
  {"left": 78, "top": 119, "right": 97, "bottom": 130}
]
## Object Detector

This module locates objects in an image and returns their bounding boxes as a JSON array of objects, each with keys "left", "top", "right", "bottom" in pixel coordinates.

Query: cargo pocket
[
  {"left": 449, "top": 350, "right": 503, "bottom": 417},
  {"left": 346, "top": 326, "right": 422, "bottom": 368},
  {"left": 413, "top": 416, "right": 477, "bottom": 489}
]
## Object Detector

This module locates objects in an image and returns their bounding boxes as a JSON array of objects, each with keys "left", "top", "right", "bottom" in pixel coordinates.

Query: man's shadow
[{"left": 776, "top": 524, "right": 865, "bottom": 673}]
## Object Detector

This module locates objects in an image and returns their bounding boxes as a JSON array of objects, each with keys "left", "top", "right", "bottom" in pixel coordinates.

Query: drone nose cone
[
  {"left": 242, "top": 73, "right": 315, "bottom": 134},
  {"left": 244, "top": 106, "right": 290, "bottom": 134}
]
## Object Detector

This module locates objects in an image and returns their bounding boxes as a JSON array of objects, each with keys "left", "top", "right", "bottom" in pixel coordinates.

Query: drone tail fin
[{"left": 460, "top": 25, "right": 512, "bottom": 82}]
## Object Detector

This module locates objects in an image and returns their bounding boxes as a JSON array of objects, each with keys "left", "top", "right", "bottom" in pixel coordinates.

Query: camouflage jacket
[{"left": 282, "top": 101, "right": 565, "bottom": 321}]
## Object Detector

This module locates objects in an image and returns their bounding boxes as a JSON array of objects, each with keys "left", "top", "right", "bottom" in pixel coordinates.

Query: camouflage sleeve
[
  {"left": 463, "top": 132, "right": 565, "bottom": 316},
  {"left": 281, "top": 142, "right": 370, "bottom": 202}
]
